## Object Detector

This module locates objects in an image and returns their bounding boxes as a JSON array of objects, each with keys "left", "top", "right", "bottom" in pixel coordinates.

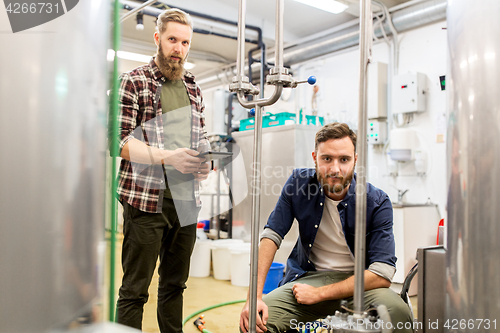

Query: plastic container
[
  {"left": 189, "top": 239, "right": 212, "bottom": 278},
  {"left": 263, "top": 112, "right": 296, "bottom": 128},
  {"left": 305, "top": 115, "right": 325, "bottom": 126},
  {"left": 232, "top": 220, "right": 246, "bottom": 239},
  {"left": 229, "top": 243, "right": 251, "bottom": 287},
  {"left": 263, "top": 262, "right": 285, "bottom": 294},
  {"left": 240, "top": 118, "right": 255, "bottom": 131},
  {"left": 211, "top": 239, "right": 244, "bottom": 280},
  {"left": 196, "top": 222, "right": 207, "bottom": 240}
]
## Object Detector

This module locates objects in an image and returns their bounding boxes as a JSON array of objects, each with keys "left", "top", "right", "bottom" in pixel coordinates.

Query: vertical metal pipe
[
  {"left": 236, "top": 0, "right": 247, "bottom": 77},
  {"left": 216, "top": 164, "right": 222, "bottom": 239},
  {"left": 275, "top": 0, "right": 284, "bottom": 68},
  {"left": 353, "top": 0, "right": 371, "bottom": 315},
  {"left": 248, "top": 104, "right": 263, "bottom": 333},
  {"left": 109, "top": 0, "right": 122, "bottom": 322},
  {"left": 260, "top": 43, "right": 266, "bottom": 99}
]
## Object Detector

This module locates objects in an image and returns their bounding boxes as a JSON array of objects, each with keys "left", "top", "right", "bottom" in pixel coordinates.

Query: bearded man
[
  {"left": 239, "top": 123, "right": 413, "bottom": 333},
  {"left": 115, "top": 8, "right": 210, "bottom": 333}
]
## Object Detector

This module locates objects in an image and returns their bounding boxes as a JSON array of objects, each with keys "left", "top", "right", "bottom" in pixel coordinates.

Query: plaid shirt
[{"left": 117, "top": 58, "right": 207, "bottom": 213}]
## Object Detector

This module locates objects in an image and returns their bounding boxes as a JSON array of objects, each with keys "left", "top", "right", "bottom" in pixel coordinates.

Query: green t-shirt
[{"left": 161, "top": 79, "right": 194, "bottom": 201}]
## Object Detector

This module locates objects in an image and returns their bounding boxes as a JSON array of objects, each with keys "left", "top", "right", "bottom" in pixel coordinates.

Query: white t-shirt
[{"left": 309, "top": 196, "right": 355, "bottom": 271}]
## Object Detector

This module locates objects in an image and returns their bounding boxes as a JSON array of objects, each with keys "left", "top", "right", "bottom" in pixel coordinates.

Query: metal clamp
[{"left": 229, "top": 75, "right": 260, "bottom": 96}]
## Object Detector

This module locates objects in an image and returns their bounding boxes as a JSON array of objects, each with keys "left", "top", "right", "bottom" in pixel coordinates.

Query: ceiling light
[
  {"left": 293, "top": 0, "right": 348, "bottom": 14},
  {"left": 136, "top": 12, "right": 144, "bottom": 31},
  {"left": 184, "top": 62, "right": 196, "bottom": 70},
  {"left": 107, "top": 50, "right": 151, "bottom": 63}
]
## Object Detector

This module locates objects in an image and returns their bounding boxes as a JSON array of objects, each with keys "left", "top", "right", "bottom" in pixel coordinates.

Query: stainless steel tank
[
  {"left": 0, "top": 1, "right": 109, "bottom": 331},
  {"left": 447, "top": 0, "right": 500, "bottom": 329}
]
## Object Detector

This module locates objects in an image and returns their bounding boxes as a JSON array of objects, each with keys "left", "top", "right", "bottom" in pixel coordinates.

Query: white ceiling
[{"left": 118, "top": 0, "right": 413, "bottom": 78}]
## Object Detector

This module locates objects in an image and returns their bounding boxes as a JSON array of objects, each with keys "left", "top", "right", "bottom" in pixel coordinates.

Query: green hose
[
  {"left": 108, "top": 0, "right": 121, "bottom": 322},
  {"left": 182, "top": 299, "right": 246, "bottom": 332}
]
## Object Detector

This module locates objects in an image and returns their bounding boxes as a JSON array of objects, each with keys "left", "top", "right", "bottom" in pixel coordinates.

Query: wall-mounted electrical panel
[
  {"left": 368, "top": 62, "right": 388, "bottom": 119},
  {"left": 367, "top": 120, "right": 387, "bottom": 145},
  {"left": 392, "top": 72, "right": 427, "bottom": 114}
]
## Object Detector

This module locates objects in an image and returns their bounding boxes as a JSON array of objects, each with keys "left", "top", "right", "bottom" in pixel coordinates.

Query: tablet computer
[{"left": 198, "top": 151, "right": 233, "bottom": 161}]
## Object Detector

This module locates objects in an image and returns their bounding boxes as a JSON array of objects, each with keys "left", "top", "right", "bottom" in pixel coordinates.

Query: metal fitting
[{"left": 229, "top": 75, "right": 260, "bottom": 95}]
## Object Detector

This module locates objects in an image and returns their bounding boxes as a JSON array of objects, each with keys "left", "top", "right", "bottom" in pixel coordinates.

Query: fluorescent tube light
[
  {"left": 117, "top": 51, "right": 151, "bottom": 63},
  {"left": 107, "top": 50, "right": 151, "bottom": 63},
  {"left": 293, "top": 0, "right": 348, "bottom": 14},
  {"left": 107, "top": 49, "right": 195, "bottom": 69}
]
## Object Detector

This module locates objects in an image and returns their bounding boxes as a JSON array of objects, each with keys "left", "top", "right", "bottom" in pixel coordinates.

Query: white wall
[{"left": 203, "top": 21, "right": 449, "bottom": 218}]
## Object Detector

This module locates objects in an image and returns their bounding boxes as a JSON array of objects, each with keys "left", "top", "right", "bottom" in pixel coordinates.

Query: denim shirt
[{"left": 264, "top": 168, "right": 396, "bottom": 286}]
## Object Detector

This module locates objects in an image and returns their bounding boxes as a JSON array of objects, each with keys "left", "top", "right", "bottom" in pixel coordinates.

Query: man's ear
[
  {"left": 153, "top": 31, "right": 160, "bottom": 47},
  {"left": 312, "top": 151, "right": 317, "bottom": 163}
]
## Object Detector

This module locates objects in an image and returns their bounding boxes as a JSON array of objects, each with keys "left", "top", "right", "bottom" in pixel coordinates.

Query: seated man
[{"left": 240, "top": 122, "right": 412, "bottom": 333}]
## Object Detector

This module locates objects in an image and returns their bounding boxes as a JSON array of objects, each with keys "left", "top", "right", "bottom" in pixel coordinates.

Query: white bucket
[
  {"left": 189, "top": 239, "right": 212, "bottom": 278},
  {"left": 211, "top": 239, "right": 244, "bottom": 280},
  {"left": 230, "top": 243, "right": 251, "bottom": 287}
]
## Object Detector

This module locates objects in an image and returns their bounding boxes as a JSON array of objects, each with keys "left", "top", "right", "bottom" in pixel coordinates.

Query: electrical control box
[
  {"left": 368, "top": 62, "right": 388, "bottom": 119},
  {"left": 367, "top": 120, "right": 387, "bottom": 145},
  {"left": 392, "top": 73, "right": 427, "bottom": 114}
]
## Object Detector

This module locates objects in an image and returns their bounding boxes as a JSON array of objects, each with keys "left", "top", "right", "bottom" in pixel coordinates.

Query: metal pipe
[
  {"left": 122, "top": 0, "right": 264, "bottom": 35},
  {"left": 275, "top": 0, "right": 284, "bottom": 68},
  {"left": 260, "top": 43, "right": 266, "bottom": 99},
  {"left": 236, "top": 0, "right": 247, "bottom": 77},
  {"left": 248, "top": 104, "right": 263, "bottom": 333},
  {"left": 119, "top": 0, "right": 156, "bottom": 23},
  {"left": 121, "top": 2, "right": 260, "bottom": 45},
  {"left": 353, "top": 0, "right": 372, "bottom": 315},
  {"left": 231, "top": 1, "right": 287, "bottom": 332}
]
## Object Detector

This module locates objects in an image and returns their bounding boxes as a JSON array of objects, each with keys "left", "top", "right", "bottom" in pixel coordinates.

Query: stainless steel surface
[
  {"left": 353, "top": 0, "right": 372, "bottom": 315},
  {"left": 446, "top": 0, "right": 500, "bottom": 328},
  {"left": 417, "top": 247, "right": 445, "bottom": 333},
  {"left": 0, "top": 1, "right": 108, "bottom": 331}
]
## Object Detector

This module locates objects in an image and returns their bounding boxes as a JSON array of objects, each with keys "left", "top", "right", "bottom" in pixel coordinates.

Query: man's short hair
[
  {"left": 156, "top": 8, "right": 193, "bottom": 34},
  {"left": 315, "top": 122, "right": 357, "bottom": 153}
]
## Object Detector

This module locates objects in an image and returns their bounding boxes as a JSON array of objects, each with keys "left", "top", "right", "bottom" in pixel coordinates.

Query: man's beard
[
  {"left": 316, "top": 164, "right": 355, "bottom": 197},
  {"left": 156, "top": 43, "right": 186, "bottom": 81}
]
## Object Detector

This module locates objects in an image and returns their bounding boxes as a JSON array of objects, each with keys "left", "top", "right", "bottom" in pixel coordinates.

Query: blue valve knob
[
  {"left": 307, "top": 76, "right": 317, "bottom": 85},
  {"left": 249, "top": 108, "right": 256, "bottom": 116}
]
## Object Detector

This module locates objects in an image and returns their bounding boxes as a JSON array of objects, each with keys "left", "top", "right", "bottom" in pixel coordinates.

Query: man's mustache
[{"left": 168, "top": 54, "right": 184, "bottom": 61}]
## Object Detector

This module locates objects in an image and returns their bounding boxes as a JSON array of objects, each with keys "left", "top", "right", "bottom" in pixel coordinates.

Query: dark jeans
[{"left": 116, "top": 198, "right": 198, "bottom": 333}]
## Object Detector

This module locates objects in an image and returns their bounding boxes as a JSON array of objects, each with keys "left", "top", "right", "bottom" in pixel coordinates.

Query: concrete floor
[
  {"left": 144, "top": 275, "right": 248, "bottom": 333},
  {"left": 106, "top": 235, "right": 417, "bottom": 333}
]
